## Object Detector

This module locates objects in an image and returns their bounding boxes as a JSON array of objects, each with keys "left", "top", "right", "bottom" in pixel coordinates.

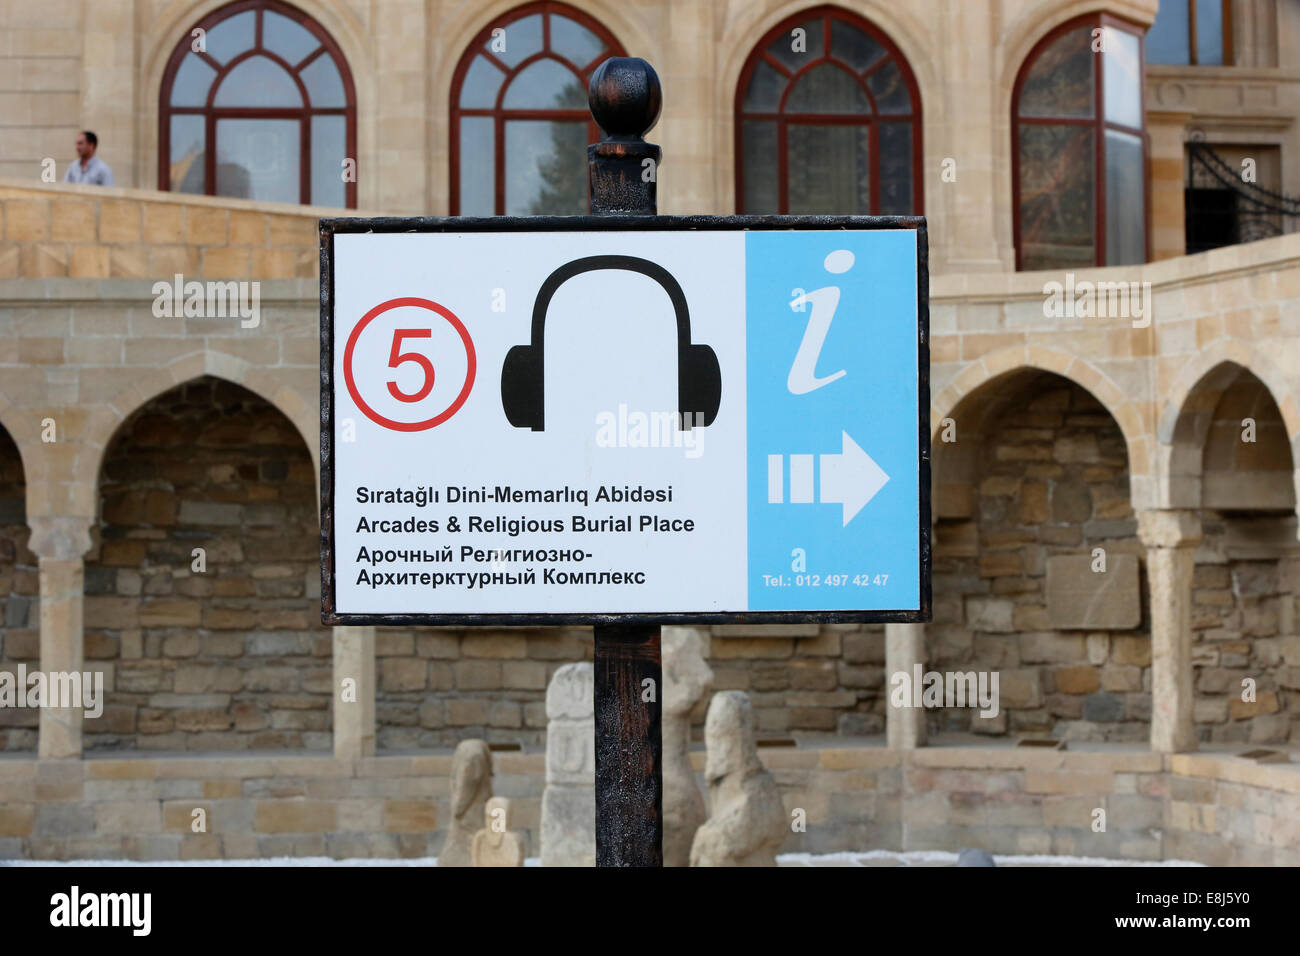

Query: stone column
[
  {"left": 885, "top": 622, "right": 927, "bottom": 749},
  {"left": 1144, "top": 110, "right": 1194, "bottom": 261},
  {"left": 1137, "top": 510, "right": 1202, "bottom": 753},
  {"left": 28, "top": 516, "right": 93, "bottom": 759},
  {"left": 332, "top": 625, "right": 375, "bottom": 759},
  {"left": 661, "top": 0, "right": 715, "bottom": 213}
]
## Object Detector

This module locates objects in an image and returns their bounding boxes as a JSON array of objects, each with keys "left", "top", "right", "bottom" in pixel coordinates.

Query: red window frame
[
  {"left": 733, "top": 5, "right": 924, "bottom": 215},
  {"left": 449, "top": 1, "right": 626, "bottom": 216},
  {"left": 1011, "top": 13, "right": 1151, "bottom": 270},
  {"left": 158, "top": 0, "right": 358, "bottom": 208}
]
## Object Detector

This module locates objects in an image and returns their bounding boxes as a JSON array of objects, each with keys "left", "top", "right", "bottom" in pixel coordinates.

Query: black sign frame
[{"left": 320, "top": 214, "right": 930, "bottom": 627}]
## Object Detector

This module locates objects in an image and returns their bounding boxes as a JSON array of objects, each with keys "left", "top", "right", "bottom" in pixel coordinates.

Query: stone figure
[
  {"left": 472, "top": 796, "right": 527, "bottom": 867},
  {"left": 689, "top": 691, "right": 787, "bottom": 867},
  {"left": 662, "top": 626, "right": 713, "bottom": 867},
  {"left": 956, "top": 848, "right": 996, "bottom": 866},
  {"left": 540, "top": 662, "right": 595, "bottom": 866},
  {"left": 438, "top": 738, "right": 491, "bottom": 867}
]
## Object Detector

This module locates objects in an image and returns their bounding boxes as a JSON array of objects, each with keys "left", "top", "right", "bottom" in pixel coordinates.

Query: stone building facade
[{"left": 0, "top": 0, "right": 1297, "bottom": 861}]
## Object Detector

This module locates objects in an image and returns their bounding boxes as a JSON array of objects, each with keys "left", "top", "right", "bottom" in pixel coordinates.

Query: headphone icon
[{"left": 500, "top": 255, "right": 722, "bottom": 431}]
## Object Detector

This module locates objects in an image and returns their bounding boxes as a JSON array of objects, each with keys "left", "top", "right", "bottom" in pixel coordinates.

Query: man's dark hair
[{"left": 83, "top": 130, "right": 98, "bottom": 148}]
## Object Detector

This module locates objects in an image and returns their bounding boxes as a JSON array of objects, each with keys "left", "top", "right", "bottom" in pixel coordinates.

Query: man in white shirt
[{"left": 64, "top": 130, "right": 114, "bottom": 186}]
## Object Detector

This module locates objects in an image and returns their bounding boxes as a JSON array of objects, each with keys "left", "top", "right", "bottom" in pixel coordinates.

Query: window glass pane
[
  {"left": 486, "top": 13, "right": 542, "bottom": 69},
  {"left": 741, "top": 120, "right": 777, "bottom": 213},
  {"left": 204, "top": 10, "right": 255, "bottom": 65},
  {"left": 503, "top": 59, "right": 585, "bottom": 109},
  {"left": 1102, "top": 27, "right": 1142, "bottom": 128},
  {"left": 505, "top": 119, "right": 587, "bottom": 215},
  {"left": 1196, "top": 0, "right": 1225, "bottom": 65},
  {"left": 787, "top": 63, "right": 867, "bottom": 113},
  {"left": 214, "top": 55, "right": 302, "bottom": 106},
  {"left": 311, "top": 115, "right": 346, "bottom": 207},
  {"left": 460, "top": 56, "right": 506, "bottom": 109},
  {"left": 263, "top": 10, "right": 321, "bottom": 66},
  {"left": 549, "top": 14, "right": 605, "bottom": 68},
  {"left": 216, "top": 118, "right": 300, "bottom": 203},
  {"left": 743, "top": 59, "right": 784, "bottom": 111},
  {"left": 301, "top": 54, "right": 345, "bottom": 107},
  {"left": 171, "top": 53, "right": 216, "bottom": 107},
  {"left": 767, "top": 16, "right": 823, "bottom": 71},
  {"left": 459, "top": 116, "right": 494, "bottom": 215},
  {"left": 1146, "top": 0, "right": 1190, "bottom": 64},
  {"left": 1018, "top": 123, "right": 1095, "bottom": 269},
  {"left": 170, "top": 115, "right": 206, "bottom": 193},
  {"left": 787, "top": 124, "right": 869, "bottom": 215},
  {"left": 830, "top": 19, "right": 885, "bottom": 73},
  {"left": 866, "top": 59, "right": 911, "bottom": 113},
  {"left": 1019, "top": 27, "right": 1093, "bottom": 118},
  {"left": 1105, "top": 129, "right": 1145, "bottom": 265},
  {"left": 879, "top": 122, "right": 913, "bottom": 215}
]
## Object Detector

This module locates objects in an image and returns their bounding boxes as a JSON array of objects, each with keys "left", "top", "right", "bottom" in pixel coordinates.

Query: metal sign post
[
  {"left": 318, "top": 58, "right": 930, "bottom": 870},
  {"left": 586, "top": 58, "right": 665, "bottom": 868}
]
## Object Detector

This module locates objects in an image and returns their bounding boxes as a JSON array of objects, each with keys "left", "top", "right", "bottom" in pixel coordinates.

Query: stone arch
[
  {"left": 78, "top": 352, "right": 319, "bottom": 520},
  {"left": 0, "top": 417, "right": 36, "bottom": 751},
  {"left": 716, "top": 1, "right": 941, "bottom": 215},
  {"left": 85, "top": 374, "right": 328, "bottom": 751},
  {"left": 1156, "top": 339, "right": 1300, "bottom": 512},
  {"left": 932, "top": 345, "right": 1148, "bottom": 509},
  {"left": 930, "top": 365, "right": 1148, "bottom": 742},
  {"left": 1158, "top": 343, "right": 1300, "bottom": 746},
  {"left": 138, "top": 0, "right": 373, "bottom": 205}
]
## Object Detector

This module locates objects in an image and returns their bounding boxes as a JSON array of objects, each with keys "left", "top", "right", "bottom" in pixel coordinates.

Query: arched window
[
  {"left": 159, "top": 1, "right": 357, "bottom": 207},
  {"left": 735, "top": 6, "right": 922, "bottom": 215},
  {"left": 1013, "top": 15, "right": 1147, "bottom": 270},
  {"left": 450, "top": 2, "right": 625, "bottom": 215}
]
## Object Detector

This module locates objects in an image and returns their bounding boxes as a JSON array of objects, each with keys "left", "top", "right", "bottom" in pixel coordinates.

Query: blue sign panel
[{"left": 745, "top": 230, "right": 921, "bottom": 612}]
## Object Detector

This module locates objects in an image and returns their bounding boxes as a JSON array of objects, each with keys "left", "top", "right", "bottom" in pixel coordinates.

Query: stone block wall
[
  {"left": 932, "top": 373, "right": 1152, "bottom": 741},
  {"left": 1192, "top": 518, "right": 1300, "bottom": 744},
  {"left": 374, "top": 627, "right": 592, "bottom": 750},
  {"left": 705, "top": 626, "right": 887, "bottom": 737},
  {"left": 83, "top": 377, "right": 330, "bottom": 751},
  {"left": 0, "top": 183, "right": 322, "bottom": 281}
]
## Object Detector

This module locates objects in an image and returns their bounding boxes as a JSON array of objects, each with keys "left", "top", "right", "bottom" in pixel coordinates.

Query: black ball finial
[{"left": 588, "top": 57, "right": 662, "bottom": 140}]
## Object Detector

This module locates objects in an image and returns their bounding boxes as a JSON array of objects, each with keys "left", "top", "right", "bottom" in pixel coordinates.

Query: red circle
[{"left": 343, "top": 297, "right": 476, "bottom": 432}]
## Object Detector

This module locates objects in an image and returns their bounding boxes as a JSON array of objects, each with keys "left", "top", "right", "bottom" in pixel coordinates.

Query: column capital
[
  {"left": 1137, "top": 509, "right": 1202, "bottom": 550},
  {"left": 28, "top": 515, "right": 94, "bottom": 561}
]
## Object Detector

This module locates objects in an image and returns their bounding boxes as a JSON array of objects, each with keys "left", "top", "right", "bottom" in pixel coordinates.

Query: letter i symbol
[{"left": 786, "top": 250, "right": 853, "bottom": 395}]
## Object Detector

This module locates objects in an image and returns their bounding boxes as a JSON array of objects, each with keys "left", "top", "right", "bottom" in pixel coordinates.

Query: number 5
[{"left": 387, "top": 329, "right": 434, "bottom": 402}]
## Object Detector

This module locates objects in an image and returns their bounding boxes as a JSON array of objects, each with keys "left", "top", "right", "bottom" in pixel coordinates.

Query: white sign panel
[{"left": 321, "top": 218, "right": 929, "bottom": 625}]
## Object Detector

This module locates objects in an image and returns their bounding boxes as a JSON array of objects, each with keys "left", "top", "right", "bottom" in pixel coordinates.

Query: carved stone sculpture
[
  {"left": 690, "top": 691, "right": 787, "bottom": 867},
  {"left": 541, "top": 662, "right": 595, "bottom": 866},
  {"left": 662, "top": 626, "right": 713, "bottom": 866},
  {"left": 438, "top": 738, "right": 491, "bottom": 867}
]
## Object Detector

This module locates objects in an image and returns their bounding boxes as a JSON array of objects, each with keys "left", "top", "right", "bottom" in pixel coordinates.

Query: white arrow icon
[{"left": 767, "top": 430, "right": 889, "bottom": 526}]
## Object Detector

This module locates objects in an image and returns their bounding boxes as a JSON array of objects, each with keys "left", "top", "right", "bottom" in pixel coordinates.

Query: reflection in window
[
  {"left": 1147, "top": 0, "right": 1232, "bottom": 66},
  {"left": 159, "top": 1, "right": 356, "bottom": 207},
  {"left": 735, "top": 8, "right": 922, "bottom": 215},
  {"left": 1014, "top": 16, "right": 1147, "bottom": 270},
  {"left": 450, "top": 3, "right": 625, "bottom": 215}
]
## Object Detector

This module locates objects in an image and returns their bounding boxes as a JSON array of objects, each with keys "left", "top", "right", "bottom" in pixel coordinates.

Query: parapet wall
[{"left": 1, "top": 745, "right": 1296, "bottom": 864}]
